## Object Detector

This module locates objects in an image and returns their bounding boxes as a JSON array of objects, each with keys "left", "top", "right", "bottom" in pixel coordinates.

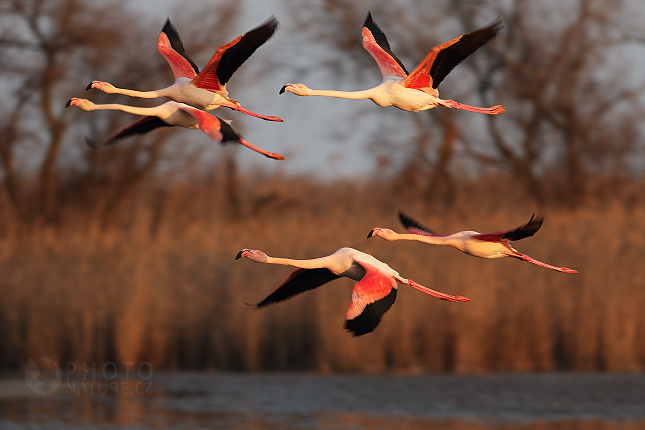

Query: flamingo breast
[
  {"left": 161, "top": 102, "right": 199, "bottom": 128},
  {"left": 174, "top": 80, "right": 227, "bottom": 110},
  {"left": 458, "top": 235, "right": 513, "bottom": 259},
  {"left": 377, "top": 81, "right": 440, "bottom": 111}
]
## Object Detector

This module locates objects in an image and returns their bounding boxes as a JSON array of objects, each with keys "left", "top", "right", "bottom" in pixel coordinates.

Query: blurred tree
[
  {"left": 465, "top": 0, "right": 645, "bottom": 207},
  {"left": 284, "top": 0, "right": 645, "bottom": 208},
  {"left": 0, "top": 0, "right": 246, "bottom": 225},
  {"left": 0, "top": 0, "right": 134, "bottom": 220}
]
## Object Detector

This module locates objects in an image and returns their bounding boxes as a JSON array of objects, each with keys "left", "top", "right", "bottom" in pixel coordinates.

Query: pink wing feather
[
  {"left": 361, "top": 12, "right": 408, "bottom": 80},
  {"left": 345, "top": 261, "right": 397, "bottom": 336},
  {"left": 157, "top": 20, "right": 199, "bottom": 81}
]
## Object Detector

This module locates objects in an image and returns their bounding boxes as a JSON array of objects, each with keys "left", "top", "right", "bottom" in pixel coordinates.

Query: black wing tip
[
  {"left": 526, "top": 213, "right": 544, "bottom": 229},
  {"left": 472, "top": 16, "right": 504, "bottom": 39},
  {"left": 364, "top": 11, "right": 373, "bottom": 27},
  {"left": 398, "top": 210, "right": 437, "bottom": 235},
  {"left": 161, "top": 17, "right": 176, "bottom": 35},
  {"left": 363, "top": 11, "right": 382, "bottom": 36},
  {"left": 261, "top": 15, "right": 279, "bottom": 32},
  {"left": 84, "top": 137, "right": 100, "bottom": 149},
  {"left": 247, "top": 15, "right": 279, "bottom": 39},
  {"left": 489, "top": 16, "right": 504, "bottom": 33},
  {"left": 398, "top": 210, "right": 415, "bottom": 228},
  {"left": 397, "top": 210, "right": 415, "bottom": 227},
  {"left": 214, "top": 116, "right": 243, "bottom": 144},
  {"left": 345, "top": 288, "right": 397, "bottom": 337},
  {"left": 502, "top": 213, "right": 544, "bottom": 241}
]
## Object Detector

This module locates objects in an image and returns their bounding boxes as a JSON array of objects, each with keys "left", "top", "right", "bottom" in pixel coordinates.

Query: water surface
[{"left": 1, "top": 372, "right": 644, "bottom": 429}]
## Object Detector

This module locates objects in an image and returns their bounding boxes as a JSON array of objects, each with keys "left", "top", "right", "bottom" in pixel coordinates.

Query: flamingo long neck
[
  {"left": 83, "top": 103, "right": 162, "bottom": 117},
  {"left": 302, "top": 88, "right": 376, "bottom": 100},
  {"left": 107, "top": 86, "right": 172, "bottom": 99},
  {"left": 265, "top": 255, "right": 334, "bottom": 270},
  {"left": 389, "top": 233, "right": 452, "bottom": 246}
]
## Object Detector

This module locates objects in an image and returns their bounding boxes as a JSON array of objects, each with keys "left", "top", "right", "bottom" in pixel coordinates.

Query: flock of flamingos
[{"left": 66, "top": 12, "right": 578, "bottom": 337}]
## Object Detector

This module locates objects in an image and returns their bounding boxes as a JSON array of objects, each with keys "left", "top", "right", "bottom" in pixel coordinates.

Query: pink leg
[
  {"left": 404, "top": 279, "right": 471, "bottom": 302},
  {"left": 237, "top": 138, "right": 284, "bottom": 160},
  {"left": 220, "top": 103, "right": 284, "bottom": 122},
  {"left": 506, "top": 252, "right": 578, "bottom": 273},
  {"left": 441, "top": 99, "right": 505, "bottom": 115}
]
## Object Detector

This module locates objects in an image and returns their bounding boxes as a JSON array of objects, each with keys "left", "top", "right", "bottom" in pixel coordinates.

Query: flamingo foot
[
  {"left": 405, "top": 279, "right": 471, "bottom": 302},
  {"left": 442, "top": 99, "right": 505, "bottom": 115},
  {"left": 236, "top": 138, "right": 284, "bottom": 160},
  {"left": 515, "top": 253, "right": 578, "bottom": 273},
  {"left": 220, "top": 103, "right": 284, "bottom": 122}
]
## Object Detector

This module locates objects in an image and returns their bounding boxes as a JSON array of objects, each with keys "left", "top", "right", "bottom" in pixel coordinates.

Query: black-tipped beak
[
  {"left": 367, "top": 229, "right": 375, "bottom": 239},
  {"left": 86, "top": 82, "right": 93, "bottom": 91},
  {"left": 235, "top": 250, "right": 245, "bottom": 260},
  {"left": 279, "top": 84, "right": 287, "bottom": 95},
  {"left": 65, "top": 99, "right": 72, "bottom": 108}
]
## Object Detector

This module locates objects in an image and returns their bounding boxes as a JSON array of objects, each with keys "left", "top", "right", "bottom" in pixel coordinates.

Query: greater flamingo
[
  {"left": 66, "top": 98, "right": 284, "bottom": 159},
  {"left": 87, "top": 17, "right": 283, "bottom": 122},
  {"left": 235, "top": 247, "right": 470, "bottom": 336},
  {"left": 368, "top": 212, "right": 578, "bottom": 273},
  {"left": 280, "top": 12, "right": 504, "bottom": 114}
]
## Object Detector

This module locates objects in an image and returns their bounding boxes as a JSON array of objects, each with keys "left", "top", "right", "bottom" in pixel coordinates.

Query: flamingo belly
[
  {"left": 173, "top": 80, "right": 228, "bottom": 110},
  {"left": 372, "top": 81, "right": 440, "bottom": 112}
]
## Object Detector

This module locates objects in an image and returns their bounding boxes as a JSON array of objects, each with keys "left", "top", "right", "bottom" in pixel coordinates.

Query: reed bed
[{"left": 0, "top": 174, "right": 643, "bottom": 372}]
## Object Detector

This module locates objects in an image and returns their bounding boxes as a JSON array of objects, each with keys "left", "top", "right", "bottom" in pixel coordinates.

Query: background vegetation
[{"left": 0, "top": 0, "right": 644, "bottom": 372}]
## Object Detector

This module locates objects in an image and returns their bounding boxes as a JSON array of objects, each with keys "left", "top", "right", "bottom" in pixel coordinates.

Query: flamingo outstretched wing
[
  {"left": 191, "top": 17, "right": 278, "bottom": 92},
  {"left": 176, "top": 104, "right": 284, "bottom": 159},
  {"left": 86, "top": 116, "right": 173, "bottom": 148},
  {"left": 157, "top": 19, "right": 200, "bottom": 80},
  {"left": 398, "top": 211, "right": 439, "bottom": 236},
  {"left": 253, "top": 268, "right": 341, "bottom": 308},
  {"left": 361, "top": 12, "right": 408, "bottom": 80},
  {"left": 345, "top": 261, "right": 398, "bottom": 336},
  {"left": 402, "top": 18, "right": 503, "bottom": 90},
  {"left": 475, "top": 214, "right": 543, "bottom": 242}
]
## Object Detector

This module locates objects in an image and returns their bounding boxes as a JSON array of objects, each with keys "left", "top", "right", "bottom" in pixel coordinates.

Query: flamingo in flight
[
  {"left": 236, "top": 247, "right": 470, "bottom": 336},
  {"left": 65, "top": 98, "right": 284, "bottom": 159},
  {"left": 87, "top": 17, "right": 283, "bottom": 122},
  {"left": 368, "top": 212, "right": 578, "bottom": 273},
  {"left": 280, "top": 12, "right": 504, "bottom": 115}
]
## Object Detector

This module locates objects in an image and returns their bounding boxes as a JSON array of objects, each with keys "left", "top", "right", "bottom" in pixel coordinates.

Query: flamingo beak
[
  {"left": 65, "top": 99, "right": 72, "bottom": 108},
  {"left": 279, "top": 84, "right": 287, "bottom": 95},
  {"left": 235, "top": 250, "right": 245, "bottom": 260},
  {"left": 367, "top": 229, "right": 376, "bottom": 239},
  {"left": 85, "top": 82, "right": 93, "bottom": 91}
]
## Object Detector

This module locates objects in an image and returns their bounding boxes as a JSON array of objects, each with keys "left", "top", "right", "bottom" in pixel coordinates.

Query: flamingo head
[
  {"left": 367, "top": 228, "right": 396, "bottom": 240},
  {"left": 279, "top": 83, "right": 309, "bottom": 96},
  {"left": 235, "top": 249, "right": 269, "bottom": 263},
  {"left": 65, "top": 98, "right": 95, "bottom": 111}
]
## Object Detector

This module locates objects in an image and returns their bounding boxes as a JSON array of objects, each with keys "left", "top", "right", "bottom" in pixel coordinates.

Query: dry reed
[{"left": 0, "top": 174, "right": 643, "bottom": 372}]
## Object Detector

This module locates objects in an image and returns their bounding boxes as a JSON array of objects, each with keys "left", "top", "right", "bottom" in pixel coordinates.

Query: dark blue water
[{"left": 1, "top": 373, "right": 644, "bottom": 429}]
